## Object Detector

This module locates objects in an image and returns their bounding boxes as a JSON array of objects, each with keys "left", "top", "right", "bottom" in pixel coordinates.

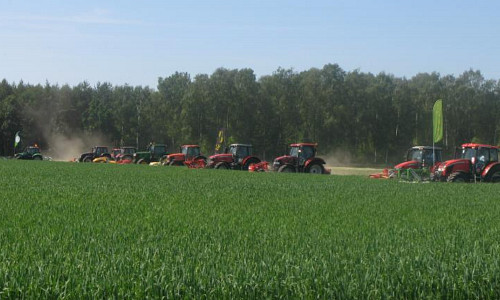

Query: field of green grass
[{"left": 1, "top": 160, "right": 500, "bottom": 298}]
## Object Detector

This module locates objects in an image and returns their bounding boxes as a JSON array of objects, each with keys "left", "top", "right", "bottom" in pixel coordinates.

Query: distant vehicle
[
  {"left": 370, "top": 146, "right": 442, "bottom": 179},
  {"left": 78, "top": 146, "right": 110, "bottom": 162},
  {"left": 434, "top": 143, "right": 500, "bottom": 182},
  {"left": 206, "top": 144, "right": 261, "bottom": 170},
  {"left": 112, "top": 147, "right": 136, "bottom": 161},
  {"left": 163, "top": 145, "right": 206, "bottom": 166},
  {"left": 15, "top": 145, "right": 43, "bottom": 160},
  {"left": 272, "top": 143, "right": 329, "bottom": 174},
  {"left": 134, "top": 144, "right": 168, "bottom": 164}
]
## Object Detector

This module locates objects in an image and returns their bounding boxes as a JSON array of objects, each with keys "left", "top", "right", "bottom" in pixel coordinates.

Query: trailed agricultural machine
[
  {"left": 434, "top": 143, "right": 500, "bottom": 183},
  {"left": 79, "top": 146, "right": 111, "bottom": 162},
  {"left": 134, "top": 144, "right": 168, "bottom": 164},
  {"left": 163, "top": 144, "right": 207, "bottom": 167},
  {"left": 370, "top": 146, "right": 442, "bottom": 180},
  {"left": 206, "top": 144, "right": 261, "bottom": 170},
  {"left": 255, "top": 143, "right": 330, "bottom": 174},
  {"left": 15, "top": 145, "right": 43, "bottom": 160}
]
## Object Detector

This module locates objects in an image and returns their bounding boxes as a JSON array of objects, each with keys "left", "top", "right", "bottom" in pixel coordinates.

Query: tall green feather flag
[
  {"left": 433, "top": 100, "right": 443, "bottom": 143},
  {"left": 14, "top": 131, "right": 21, "bottom": 148}
]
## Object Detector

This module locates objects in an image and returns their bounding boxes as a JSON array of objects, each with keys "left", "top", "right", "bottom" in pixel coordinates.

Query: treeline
[{"left": 1, "top": 64, "right": 499, "bottom": 164}]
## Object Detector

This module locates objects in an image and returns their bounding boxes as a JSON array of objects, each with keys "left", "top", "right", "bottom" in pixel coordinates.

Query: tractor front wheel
[
  {"left": 308, "top": 164, "right": 324, "bottom": 174},
  {"left": 278, "top": 165, "right": 295, "bottom": 173},
  {"left": 447, "top": 172, "right": 467, "bottom": 183},
  {"left": 215, "top": 162, "right": 229, "bottom": 170}
]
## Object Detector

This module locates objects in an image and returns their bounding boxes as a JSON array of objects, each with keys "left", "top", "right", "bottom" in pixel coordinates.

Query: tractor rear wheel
[
  {"left": 83, "top": 156, "right": 92, "bottom": 163},
  {"left": 278, "top": 165, "right": 295, "bottom": 173},
  {"left": 33, "top": 156, "right": 42, "bottom": 161},
  {"left": 215, "top": 162, "right": 229, "bottom": 170},
  {"left": 243, "top": 158, "right": 260, "bottom": 171},
  {"left": 447, "top": 172, "right": 467, "bottom": 183},
  {"left": 490, "top": 171, "right": 500, "bottom": 183},
  {"left": 308, "top": 164, "right": 324, "bottom": 174}
]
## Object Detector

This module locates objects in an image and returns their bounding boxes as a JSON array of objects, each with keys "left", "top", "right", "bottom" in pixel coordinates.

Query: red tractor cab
[
  {"left": 163, "top": 145, "right": 206, "bottom": 166},
  {"left": 434, "top": 143, "right": 500, "bottom": 182},
  {"left": 114, "top": 147, "right": 136, "bottom": 162},
  {"left": 206, "top": 144, "right": 261, "bottom": 170},
  {"left": 272, "top": 143, "right": 330, "bottom": 174}
]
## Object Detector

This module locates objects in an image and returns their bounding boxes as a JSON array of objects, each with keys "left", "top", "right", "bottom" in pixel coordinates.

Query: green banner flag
[
  {"left": 14, "top": 131, "right": 21, "bottom": 148},
  {"left": 433, "top": 99, "right": 443, "bottom": 143}
]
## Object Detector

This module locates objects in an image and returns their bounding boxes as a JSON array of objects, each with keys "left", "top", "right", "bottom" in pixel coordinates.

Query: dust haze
[
  {"left": 23, "top": 106, "right": 112, "bottom": 161},
  {"left": 45, "top": 133, "right": 112, "bottom": 161}
]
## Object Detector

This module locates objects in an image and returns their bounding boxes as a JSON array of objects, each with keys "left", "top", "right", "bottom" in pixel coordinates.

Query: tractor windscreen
[
  {"left": 154, "top": 146, "right": 166, "bottom": 156},
  {"left": 230, "top": 146, "right": 250, "bottom": 158},
  {"left": 460, "top": 148, "right": 476, "bottom": 160},
  {"left": 422, "top": 150, "right": 441, "bottom": 164},
  {"left": 407, "top": 149, "right": 423, "bottom": 162},
  {"left": 183, "top": 147, "right": 200, "bottom": 157},
  {"left": 123, "top": 148, "right": 135, "bottom": 154},
  {"left": 289, "top": 147, "right": 299, "bottom": 157}
]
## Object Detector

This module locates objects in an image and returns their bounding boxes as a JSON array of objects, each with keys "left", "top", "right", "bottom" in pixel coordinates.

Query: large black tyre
[
  {"left": 137, "top": 159, "right": 148, "bottom": 165},
  {"left": 447, "top": 172, "right": 467, "bottom": 183},
  {"left": 489, "top": 171, "right": 500, "bottom": 183},
  {"left": 278, "top": 164, "right": 295, "bottom": 173},
  {"left": 83, "top": 156, "right": 93, "bottom": 163},
  {"left": 33, "top": 156, "right": 42, "bottom": 161},
  {"left": 308, "top": 163, "right": 324, "bottom": 174},
  {"left": 243, "top": 158, "right": 260, "bottom": 171},
  {"left": 215, "top": 162, "right": 229, "bottom": 170}
]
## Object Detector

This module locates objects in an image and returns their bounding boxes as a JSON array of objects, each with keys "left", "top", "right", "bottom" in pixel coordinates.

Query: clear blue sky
[{"left": 1, "top": 0, "right": 499, "bottom": 88}]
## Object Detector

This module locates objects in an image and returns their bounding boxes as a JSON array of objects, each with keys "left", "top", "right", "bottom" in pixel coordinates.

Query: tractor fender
[
  {"left": 304, "top": 157, "right": 326, "bottom": 169},
  {"left": 242, "top": 156, "right": 261, "bottom": 168},
  {"left": 443, "top": 160, "right": 470, "bottom": 177},
  {"left": 482, "top": 162, "right": 500, "bottom": 178}
]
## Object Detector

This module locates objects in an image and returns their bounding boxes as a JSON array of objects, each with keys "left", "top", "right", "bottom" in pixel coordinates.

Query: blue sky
[{"left": 1, "top": 0, "right": 499, "bottom": 88}]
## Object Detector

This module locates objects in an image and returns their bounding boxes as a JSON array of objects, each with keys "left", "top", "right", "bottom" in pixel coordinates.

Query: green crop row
[{"left": 1, "top": 160, "right": 500, "bottom": 298}]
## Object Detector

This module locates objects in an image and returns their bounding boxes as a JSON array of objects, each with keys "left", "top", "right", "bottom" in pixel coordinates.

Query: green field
[{"left": 1, "top": 160, "right": 500, "bottom": 298}]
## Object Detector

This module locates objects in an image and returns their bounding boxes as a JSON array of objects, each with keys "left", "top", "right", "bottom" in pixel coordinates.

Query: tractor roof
[
  {"left": 290, "top": 143, "right": 317, "bottom": 147},
  {"left": 230, "top": 144, "right": 252, "bottom": 147},
  {"left": 182, "top": 144, "right": 200, "bottom": 148},
  {"left": 121, "top": 146, "right": 136, "bottom": 149},
  {"left": 461, "top": 143, "right": 499, "bottom": 149},
  {"left": 410, "top": 146, "right": 442, "bottom": 151}
]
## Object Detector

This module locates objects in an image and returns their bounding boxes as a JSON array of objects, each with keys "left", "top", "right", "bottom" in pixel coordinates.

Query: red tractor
[
  {"left": 206, "top": 144, "right": 261, "bottom": 170},
  {"left": 162, "top": 145, "right": 206, "bottom": 166},
  {"left": 434, "top": 143, "right": 500, "bottom": 183},
  {"left": 271, "top": 143, "right": 330, "bottom": 174},
  {"left": 371, "top": 146, "right": 443, "bottom": 179}
]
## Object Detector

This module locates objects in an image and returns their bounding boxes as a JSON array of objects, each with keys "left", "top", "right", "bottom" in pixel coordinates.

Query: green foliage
[{"left": 1, "top": 161, "right": 500, "bottom": 298}]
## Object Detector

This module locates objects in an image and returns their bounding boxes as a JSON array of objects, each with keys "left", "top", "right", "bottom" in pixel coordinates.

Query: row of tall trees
[{"left": 1, "top": 64, "right": 499, "bottom": 164}]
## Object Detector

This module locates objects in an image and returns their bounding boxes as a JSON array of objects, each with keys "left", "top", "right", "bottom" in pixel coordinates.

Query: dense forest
[{"left": 1, "top": 64, "right": 499, "bottom": 165}]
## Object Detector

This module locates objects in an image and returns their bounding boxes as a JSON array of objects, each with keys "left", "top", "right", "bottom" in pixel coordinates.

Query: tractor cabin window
[{"left": 491, "top": 149, "right": 499, "bottom": 162}]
